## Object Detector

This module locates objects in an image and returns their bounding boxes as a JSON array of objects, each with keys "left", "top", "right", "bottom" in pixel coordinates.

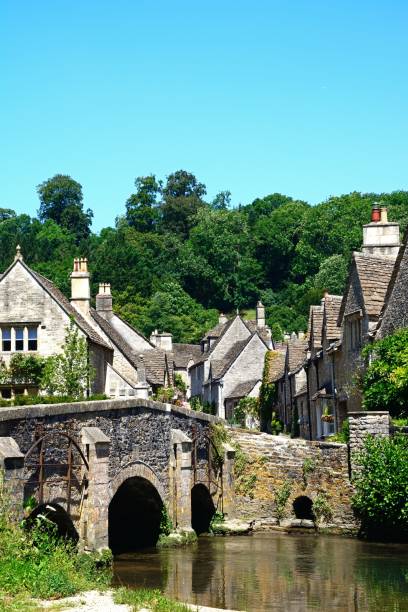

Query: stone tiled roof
[
  {"left": 324, "top": 295, "right": 342, "bottom": 341},
  {"left": 287, "top": 339, "right": 308, "bottom": 373},
  {"left": 338, "top": 253, "right": 395, "bottom": 324},
  {"left": 308, "top": 305, "right": 323, "bottom": 349},
  {"left": 225, "top": 379, "right": 260, "bottom": 399},
  {"left": 210, "top": 338, "right": 251, "bottom": 380},
  {"left": 245, "top": 320, "right": 272, "bottom": 345},
  {"left": 171, "top": 343, "right": 202, "bottom": 368},
  {"left": 91, "top": 309, "right": 168, "bottom": 386},
  {"left": 203, "top": 321, "right": 227, "bottom": 340},
  {"left": 28, "top": 268, "right": 111, "bottom": 350},
  {"left": 266, "top": 348, "right": 287, "bottom": 383},
  {"left": 376, "top": 229, "right": 408, "bottom": 337}
]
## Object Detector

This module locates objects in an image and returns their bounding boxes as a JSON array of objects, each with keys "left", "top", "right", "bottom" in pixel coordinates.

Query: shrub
[
  {"left": 352, "top": 434, "right": 408, "bottom": 538},
  {"left": 313, "top": 492, "right": 333, "bottom": 523},
  {"left": 302, "top": 458, "right": 316, "bottom": 487},
  {"left": 234, "top": 397, "right": 259, "bottom": 427},
  {"left": 274, "top": 480, "right": 292, "bottom": 523},
  {"left": 327, "top": 418, "right": 349, "bottom": 443},
  {"left": 361, "top": 328, "right": 408, "bottom": 417}
]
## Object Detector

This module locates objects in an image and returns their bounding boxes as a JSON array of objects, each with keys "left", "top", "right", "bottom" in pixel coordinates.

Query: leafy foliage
[
  {"left": 41, "top": 319, "right": 94, "bottom": 398},
  {"left": 274, "top": 480, "right": 292, "bottom": 523},
  {"left": 235, "top": 397, "right": 259, "bottom": 427},
  {"left": 352, "top": 434, "right": 408, "bottom": 537},
  {"left": 0, "top": 354, "right": 46, "bottom": 385},
  {"left": 362, "top": 328, "right": 408, "bottom": 417},
  {"left": 312, "top": 492, "right": 333, "bottom": 523}
]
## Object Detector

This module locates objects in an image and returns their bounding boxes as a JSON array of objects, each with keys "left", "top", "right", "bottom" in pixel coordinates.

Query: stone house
[
  {"left": 375, "top": 227, "right": 408, "bottom": 338},
  {"left": 0, "top": 250, "right": 112, "bottom": 398},
  {"left": 305, "top": 294, "right": 342, "bottom": 440},
  {"left": 275, "top": 335, "right": 307, "bottom": 434},
  {"left": 189, "top": 303, "right": 273, "bottom": 419},
  {"left": 0, "top": 249, "right": 172, "bottom": 400}
]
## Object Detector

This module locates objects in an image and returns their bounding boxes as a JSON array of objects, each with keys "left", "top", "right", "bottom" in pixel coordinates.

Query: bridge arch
[
  {"left": 191, "top": 483, "right": 215, "bottom": 535},
  {"left": 26, "top": 502, "right": 79, "bottom": 543},
  {"left": 108, "top": 462, "right": 166, "bottom": 553}
]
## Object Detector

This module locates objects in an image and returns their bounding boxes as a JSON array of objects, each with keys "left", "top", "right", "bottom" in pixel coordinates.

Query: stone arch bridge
[{"left": 0, "top": 398, "right": 235, "bottom": 552}]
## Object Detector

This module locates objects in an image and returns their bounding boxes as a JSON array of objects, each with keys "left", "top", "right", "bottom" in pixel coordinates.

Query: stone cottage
[
  {"left": 189, "top": 303, "right": 273, "bottom": 419},
  {"left": 375, "top": 227, "right": 408, "bottom": 338},
  {"left": 0, "top": 250, "right": 171, "bottom": 400}
]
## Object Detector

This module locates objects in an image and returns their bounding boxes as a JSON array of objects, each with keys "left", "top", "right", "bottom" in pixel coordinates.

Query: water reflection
[{"left": 113, "top": 532, "right": 408, "bottom": 611}]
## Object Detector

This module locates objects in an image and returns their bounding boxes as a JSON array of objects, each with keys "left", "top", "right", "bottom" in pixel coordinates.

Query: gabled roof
[
  {"left": 323, "top": 295, "right": 342, "bottom": 341},
  {"left": 245, "top": 320, "right": 273, "bottom": 346},
  {"left": 266, "top": 348, "right": 287, "bottom": 383},
  {"left": 91, "top": 309, "right": 168, "bottom": 386},
  {"left": 307, "top": 305, "right": 323, "bottom": 350},
  {"left": 338, "top": 252, "right": 395, "bottom": 324},
  {"left": 287, "top": 339, "right": 308, "bottom": 373},
  {"left": 376, "top": 228, "right": 408, "bottom": 337},
  {"left": 171, "top": 343, "right": 202, "bottom": 368},
  {"left": 225, "top": 379, "right": 260, "bottom": 399},
  {"left": 202, "top": 321, "right": 227, "bottom": 340},
  {"left": 1, "top": 259, "right": 111, "bottom": 350},
  {"left": 210, "top": 338, "right": 250, "bottom": 380}
]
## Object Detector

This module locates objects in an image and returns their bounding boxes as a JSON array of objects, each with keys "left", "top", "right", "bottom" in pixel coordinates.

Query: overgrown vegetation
[
  {"left": 0, "top": 475, "right": 111, "bottom": 609},
  {"left": 352, "top": 434, "right": 408, "bottom": 539},
  {"left": 362, "top": 328, "right": 408, "bottom": 417},
  {"left": 5, "top": 173, "right": 408, "bottom": 343},
  {"left": 259, "top": 351, "right": 279, "bottom": 431},
  {"left": 302, "top": 458, "right": 316, "bottom": 488},
  {"left": 327, "top": 418, "right": 350, "bottom": 443},
  {"left": 114, "top": 587, "right": 191, "bottom": 611},
  {"left": 235, "top": 397, "right": 259, "bottom": 428},
  {"left": 312, "top": 492, "right": 333, "bottom": 523},
  {"left": 274, "top": 480, "right": 292, "bottom": 523}
]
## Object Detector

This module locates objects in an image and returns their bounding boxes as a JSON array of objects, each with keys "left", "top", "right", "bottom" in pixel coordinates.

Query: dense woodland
[{"left": 2, "top": 172, "right": 408, "bottom": 343}]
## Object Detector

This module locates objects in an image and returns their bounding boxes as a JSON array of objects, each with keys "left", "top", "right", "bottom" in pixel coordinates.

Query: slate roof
[
  {"left": 324, "top": 295, "right": 342, "bottom": 341},
  {"left": 171, "top": 343, "right": 202, "bottom": 368},
  {"left": 91, "top": 309, "right": 168, "bottom": 386},
  {"left": 265, "top": 348, "right": 287, "bottom": 383},
  {"left": 27, "top": 267, "right": 111, "bottom": 350},
  {"left": 225, "top": 379, "right": 260, "bottom": 399},
  {"left": 338, "top": 253, "right": 395, "bottom": 324}
]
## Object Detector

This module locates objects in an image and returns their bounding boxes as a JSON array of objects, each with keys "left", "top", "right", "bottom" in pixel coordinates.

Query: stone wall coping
[
  {"left": 0, "top": 437, "right": 24, "bottom": 459},
  {"left": 0, "top": 397, "right": 223, "bottom": 425},
  {"left": 348, "top": 411, "right": 390, "bottom": 416},
  {"left": 81, "top": 426, "right": 110, "bottom": 445}
]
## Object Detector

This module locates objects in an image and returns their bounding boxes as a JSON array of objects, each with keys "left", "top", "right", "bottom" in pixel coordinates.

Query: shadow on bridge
[
  {"left": 191, "top": 484, "right": 215, "bottom": 535},
  {"left": 109, "top": 476, "right": 164, "bottom": 554}
]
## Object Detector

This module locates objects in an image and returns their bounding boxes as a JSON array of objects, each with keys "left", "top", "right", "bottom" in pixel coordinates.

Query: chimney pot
[
  {"left": 380, "top": 207, "right": 388, "bottom": 223},
  {"left": 371, "top": 202, "right": 381, "bottom": 223}
]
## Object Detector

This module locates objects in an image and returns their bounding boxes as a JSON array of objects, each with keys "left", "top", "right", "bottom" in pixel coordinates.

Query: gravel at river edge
[{"left": 40, "top": 590, "right": 241, "bottom": 611}]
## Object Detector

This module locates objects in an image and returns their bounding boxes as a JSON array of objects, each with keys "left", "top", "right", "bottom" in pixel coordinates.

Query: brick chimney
[
  {"left": 256, "top": 301, "right": 265, "bottom": 328},
  {"left": 362, "top": 202, "right": 400, "bottom": 259},
  {"left": 70, "top": 258, "right": 90, "bottom": 317},
  {"left": 96, "top": 283, "right": 113, "bottom": 319}
]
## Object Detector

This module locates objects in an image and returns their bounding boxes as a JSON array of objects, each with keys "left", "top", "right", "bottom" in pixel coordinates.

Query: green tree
[
  {"left": 211, "top": 190, "right": 231, "bottom": 210},
  {"left": 362, "top": 328, "right": 408, "bottom": 417},
  {"left": 125, "top": 175, "right": 162, "bottom": 232},
  {"left": 37, "top": 174, "right": 93, "bottom": 242},
  {"left": 160, "top": 170, "right": 207, "bottom": 237},
  {"left": 41, "top": 320, "right": 93, "bottom": 397},
  {"left": 313, "top": 254, "right": 348, "bottom": 295}
]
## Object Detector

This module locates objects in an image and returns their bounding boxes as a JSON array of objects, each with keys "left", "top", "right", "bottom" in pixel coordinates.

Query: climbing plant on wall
[{"left": 259, "top": 351, "right": 280, "bottom": 432}]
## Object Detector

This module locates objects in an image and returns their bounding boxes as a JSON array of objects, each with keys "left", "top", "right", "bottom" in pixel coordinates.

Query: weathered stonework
[
  {"left": 348, "top": 411, "right": 390, "bottom": 473},
  {"left": 0, "top": 398, "right": 231, "bottom": 551}
]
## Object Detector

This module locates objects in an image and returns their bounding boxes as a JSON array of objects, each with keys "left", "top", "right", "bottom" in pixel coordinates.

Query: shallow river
[{"left": 113, "top": 532, "right": 408, "bottom": 611}]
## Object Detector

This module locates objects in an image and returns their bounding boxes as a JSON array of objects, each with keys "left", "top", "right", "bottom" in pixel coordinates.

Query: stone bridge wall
[{"left": 0, "top": 398, "right": 234, "bottom": 551}]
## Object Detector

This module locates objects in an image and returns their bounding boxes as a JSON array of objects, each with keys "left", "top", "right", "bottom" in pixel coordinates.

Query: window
[
  {"left": 28, "top": 327, "right": 38, "bottom": 351},
  {"left": 1, "top": 388, "right": 11, "bottom": 399},
  {"left": 2, "top": 328, "right": 11, "bottom": 352},
  {"left": 15, "top": 328, "right": 24, "bottom": 351}
]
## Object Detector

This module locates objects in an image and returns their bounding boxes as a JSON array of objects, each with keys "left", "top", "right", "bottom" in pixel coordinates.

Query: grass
[{"left": 114, "top": 587, "right": 193, "bottom": 611}]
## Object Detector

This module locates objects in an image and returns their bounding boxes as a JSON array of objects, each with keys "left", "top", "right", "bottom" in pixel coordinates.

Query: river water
[{"left": 113, "top": 532, "right": 408, "bottom": 611}]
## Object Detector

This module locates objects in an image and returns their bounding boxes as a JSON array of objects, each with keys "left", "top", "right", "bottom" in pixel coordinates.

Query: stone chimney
[
  {"left": 219, "top": 313, "right": 228, "bottom": 325},
  {"left": 150, "top": 330, "right": 173, "bottom": 352},
  {"left": 96, "top": 283, "right": 113, "bottom": 318},
  {"left": 256, "top": 301, "right": 265, "bottom": 328},
  {"left": 362, "top": 202, "right": 400, "bottom": 259},
  {"left": 70, "top": 258, "right": 90, "bottom": 317}
]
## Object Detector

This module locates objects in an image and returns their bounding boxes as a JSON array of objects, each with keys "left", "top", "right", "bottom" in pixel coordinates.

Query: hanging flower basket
[{"left": 321, "top": 414, "right": 334, "bottom": 423}]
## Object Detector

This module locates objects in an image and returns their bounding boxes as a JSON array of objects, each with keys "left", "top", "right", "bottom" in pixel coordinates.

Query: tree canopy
[{"left": 4, "top": 171, "right": 408, "bottom": 343}]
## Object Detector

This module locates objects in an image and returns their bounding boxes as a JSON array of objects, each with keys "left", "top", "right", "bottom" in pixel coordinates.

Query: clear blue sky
[{"left": 1, "top": 1, "right": 407, "bottom": 231}]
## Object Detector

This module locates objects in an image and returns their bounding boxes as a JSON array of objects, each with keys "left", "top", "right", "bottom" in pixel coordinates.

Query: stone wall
[
  {"left": 348, "top": 411, "right": 390, "bottom": 472},
  {"left": 229, "top": 429, "right": 357, "bottom": 533}
]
